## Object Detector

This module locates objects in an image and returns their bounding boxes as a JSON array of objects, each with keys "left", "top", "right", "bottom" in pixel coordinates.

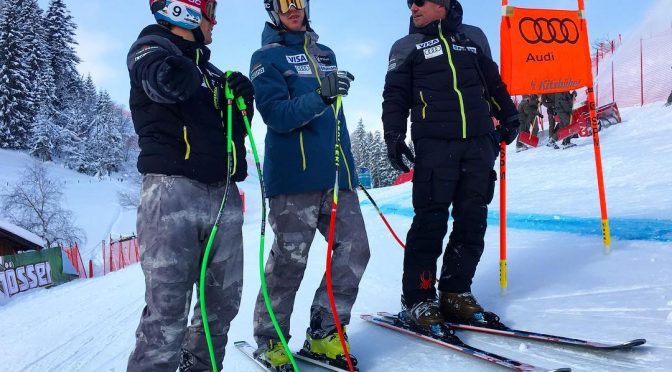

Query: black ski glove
[
  {"left": 226, "top": 71, "right": 255, "bottom": 105},
  {"left": 317, "top": 70, "right": 355, "bottom": 104},
  {"left": 157, "top": 56, "right": 202, "bottom": 101},
  {"left": 385, "top": 132, "right": 415, "bottom": 173},
  {"left": 496, "top": 115, "right": 520, "bottom": 145}
]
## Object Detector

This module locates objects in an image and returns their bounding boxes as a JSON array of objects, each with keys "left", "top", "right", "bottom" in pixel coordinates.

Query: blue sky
[{"left": 40, "top": 0, "right": 656, "bottom": 131}]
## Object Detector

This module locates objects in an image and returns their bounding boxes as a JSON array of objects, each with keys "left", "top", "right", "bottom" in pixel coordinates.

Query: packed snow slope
[{"left": 1, "top": 103, "right": 671, "bottom": 371}]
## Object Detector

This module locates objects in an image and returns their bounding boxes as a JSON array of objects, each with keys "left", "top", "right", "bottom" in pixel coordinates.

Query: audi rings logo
[{"left": 518, "top": 17, "right": 580, "bottom": 44}]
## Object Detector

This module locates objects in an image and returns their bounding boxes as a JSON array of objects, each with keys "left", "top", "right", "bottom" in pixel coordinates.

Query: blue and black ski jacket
[{"left": 249, "top": 23, "right": 358, "bottom": 198}]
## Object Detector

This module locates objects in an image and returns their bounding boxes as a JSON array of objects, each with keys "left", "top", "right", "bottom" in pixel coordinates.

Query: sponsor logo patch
[
  {"left": 286, "top": 54, "right": 308, "bottom": 64},
  {"left": 423, "top": 45, "right": 444, "bottom": 59},
  {"left": 452, "top": 45, "right": 478, "bottom": 54},
  {"left": 251, "top": 65, "right": 265, "bottom": 81},
  {"left": 387, "top": 59, "right": 398, "bottom": 72},
  {"left": 319, "top": 64, "right": 337, "bottom": 73},
  {"left": 295, "top": 64, "right": 312, "bottom": 75},
  {"left": 416, "top": 39, "right": 440, "bottom": 49}
]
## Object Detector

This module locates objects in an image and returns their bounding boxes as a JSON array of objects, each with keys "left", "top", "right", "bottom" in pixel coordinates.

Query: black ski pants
[{"left": 402, "top": 135, "right": 498, "bottom": 306}]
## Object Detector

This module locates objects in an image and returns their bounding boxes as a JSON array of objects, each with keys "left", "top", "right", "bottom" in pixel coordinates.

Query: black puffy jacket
[
  {"left": 127, "top": 25, "right": 248, "bottom": 184},
  {"left": 382, "top": 1, "right": 516, "bottom": 142}
]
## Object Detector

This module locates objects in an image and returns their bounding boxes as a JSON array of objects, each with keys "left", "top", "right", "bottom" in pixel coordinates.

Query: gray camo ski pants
[
  {"left": 253, "top": 190, "right": 370, "bottom": 348},
  {"left": 127, "top": 175, "right": 244, "bottom": 372}
]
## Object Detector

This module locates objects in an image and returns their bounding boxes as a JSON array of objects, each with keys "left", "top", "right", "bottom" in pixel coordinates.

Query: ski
[
  {"left": 235, "top": 341, "right": 274, "bottom": 371},
  {"left": 294, "top": 349, "right": 359, "bottom": 371},
  {"left": 378, "top": 312, "right": 646, "bottom": 350},
  {"left": 235, "top": 340, "right": 356, "bottom": 371},
  {"left": 361, "top": 314, "right": 570, "bottom": 372}
]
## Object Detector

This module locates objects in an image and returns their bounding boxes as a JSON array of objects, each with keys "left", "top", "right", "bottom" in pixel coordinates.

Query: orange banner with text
[{"left": 500, "top": 6, "right": 593, "bottom": 95}]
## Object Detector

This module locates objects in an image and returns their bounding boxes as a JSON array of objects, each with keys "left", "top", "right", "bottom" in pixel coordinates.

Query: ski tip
[
  {"left": 623, "top": 338, "right": 647, "bottom": 348},
  {"left": 233, "top": 340, "right": 248, "bottom": 347},
  {"left": 549, "top": 368, "right": 572, "bottom": 372}
]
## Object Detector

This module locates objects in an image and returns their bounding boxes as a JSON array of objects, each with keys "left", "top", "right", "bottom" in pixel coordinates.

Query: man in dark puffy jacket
[
  {"left": 126, "top": 1, "right": 254, "bottom": 370},
  {"left": 383, "top": 0, "right": 518, "bottom": 330},
  {"left": 249, "top": 0, "right": 370, "bottom": 370},
  {"left": 516, "top": 94, "right": 543, "bottom": 151}
]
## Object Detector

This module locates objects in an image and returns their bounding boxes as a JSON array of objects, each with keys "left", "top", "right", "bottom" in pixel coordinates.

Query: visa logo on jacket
[{"left": 287, "top": 54, "right": 309, "bottom": 64}]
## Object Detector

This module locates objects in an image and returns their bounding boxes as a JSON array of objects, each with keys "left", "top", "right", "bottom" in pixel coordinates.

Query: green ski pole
[{"left": 199, "top": 72, "right": 235, "bottom": 372}]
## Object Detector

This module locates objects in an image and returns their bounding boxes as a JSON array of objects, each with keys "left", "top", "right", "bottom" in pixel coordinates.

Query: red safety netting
[
  {"left": 592, "top": 29, "right": 672, "bottom": 107},
  {"left": 62, "top": 243, "right": 88, "bottom": 279},
  {"left": 103, "top": 236, "right": 140, "bottom": 275}
]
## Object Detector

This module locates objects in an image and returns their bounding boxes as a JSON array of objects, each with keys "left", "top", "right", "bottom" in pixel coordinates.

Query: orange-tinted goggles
[{"left": 278, "top": 0, "right": 306, "bottom": 14}]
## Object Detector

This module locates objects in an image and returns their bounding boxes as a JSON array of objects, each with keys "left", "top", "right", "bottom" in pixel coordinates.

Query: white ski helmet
[
  {"left": 150, "top": 0, "right": 218, "bottom": 30},
  {"left": 264, "top": 0, "right": 310, "bottom": 28}
]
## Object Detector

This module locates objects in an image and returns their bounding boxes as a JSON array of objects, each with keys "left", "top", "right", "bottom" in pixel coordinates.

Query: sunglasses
[
  {"left": 407, "top": 0, "right": 427, "bottom": 8},
  {"left": 278, "top": 0, "right": 306, "bottom": 14},
  {"left": 204, "top": 0, "right": 217, "bottom": 24}
]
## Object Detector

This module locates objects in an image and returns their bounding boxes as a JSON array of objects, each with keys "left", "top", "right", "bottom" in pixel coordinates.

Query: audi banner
[{"left": 500, "top": 6, "right": 593, "bottom": 95}]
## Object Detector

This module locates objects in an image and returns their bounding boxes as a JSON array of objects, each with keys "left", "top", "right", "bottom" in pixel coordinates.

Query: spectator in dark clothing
[{"left": 516, "top": 94, "right": 543, "bottom": 151}]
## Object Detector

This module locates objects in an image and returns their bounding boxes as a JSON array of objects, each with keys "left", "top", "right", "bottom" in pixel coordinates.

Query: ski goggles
[
  {"left": 203, "top": 0, "right": 217, "bottom": 24},
  {"left": 407, "top": 0, "right": 427, "bottom": 7},
  {"left": 277, "top": 0, "right": 306, "bottom": 14},
  {"left": 407, "top": 0, "right": 445, "bottom": 8}
]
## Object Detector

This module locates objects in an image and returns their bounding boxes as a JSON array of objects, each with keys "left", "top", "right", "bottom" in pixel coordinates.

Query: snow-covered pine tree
[
  {"left": 350, "top": 118, "right": 367, "bottom": 168},
  {"left": 29, "top": 113, "right": 59, "bottom": 161},
  {"left": 58, "top": 76, "right": 94, "bottom": 170},
  {"left": 363, "top": 131, "right": 376, "bottom": 184},
  {"left": 81, "top": 90, "right": 123, "bottom": 176},
  {"left": 0, "top": 0, "right": 35, "bottom": 149},
  {"left": 44, "top": 0, "right": 80, "bottom": 112},
  {"left": 371, "top": 131, "right": 385, "bottom": 188}
]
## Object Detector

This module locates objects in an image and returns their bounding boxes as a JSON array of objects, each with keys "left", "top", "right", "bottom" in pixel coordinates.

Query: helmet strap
[{"left": 192, "top": 26, "right": 206, "bottom": 44}]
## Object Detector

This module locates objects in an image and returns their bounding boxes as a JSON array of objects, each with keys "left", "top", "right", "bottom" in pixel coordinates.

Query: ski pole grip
[
  {"left": 224, "top": 71, "right": 234, "bottom": 100},
  {"left": 236, "top": 96, "right": 247, "bottom": 111}
]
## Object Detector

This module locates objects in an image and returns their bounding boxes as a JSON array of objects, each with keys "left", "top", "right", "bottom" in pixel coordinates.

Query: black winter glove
[
  {"left": 497, "top": 115, "right": 520, "bottom": 145},
  {"left": 157, "top": 56, "right": 202, "bottom": 101},
  {"left": 317, "top": 70, "right": 355, "bottom": 103},
  {"left": 537, "top": 112, "right": 544, "bottom": 118},
  {"left": 226, "top": 71, "right": 255, "bottom": 105},
  {"left": 385, "top": 133, "right": 415, "bottom": 173}
]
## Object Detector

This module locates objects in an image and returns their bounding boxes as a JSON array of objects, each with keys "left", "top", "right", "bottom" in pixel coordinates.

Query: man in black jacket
[
  {"left": 383, "top": 0, "right": 518, "bottom": 330},
  {"left": 126, "top": 1, "right": 254, "bottom": 370}
]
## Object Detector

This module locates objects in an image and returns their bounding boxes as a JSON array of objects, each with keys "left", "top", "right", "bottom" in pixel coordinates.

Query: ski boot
[
  {"left": 399, "top": 296, "right": 446, "bottom": 337},
  {"left": 440, "top": 292, "right": 508, "bottom": 330},
  {"left": 546, "top": 139, "right": 560, "bottom": 149},
  {"left": 299, "top": 327, "right": 358, "bottom": 370},
  {"left": 561, "top": 138, "right": 577, "bottom": 149},
  {"left": 255, "top": 340, "right": 293, "bottom": 372}
]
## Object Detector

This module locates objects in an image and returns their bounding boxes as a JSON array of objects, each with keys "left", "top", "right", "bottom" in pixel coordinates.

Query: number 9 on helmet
[{"left": 150, "top": 0, "right": 218, "bottom": 30}]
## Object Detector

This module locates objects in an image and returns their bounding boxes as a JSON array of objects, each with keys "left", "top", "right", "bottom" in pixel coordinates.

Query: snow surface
[{"left": 1, "top": 101, "right": 671, "bottom": 371}]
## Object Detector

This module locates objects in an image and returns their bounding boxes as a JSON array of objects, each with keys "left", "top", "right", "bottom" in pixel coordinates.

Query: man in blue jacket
[
  {"left": 249, "top": 0, "right": 370, "bottom": 370},
  {"left": 383, "top": 0, "right": 518, "bottom": 330}
]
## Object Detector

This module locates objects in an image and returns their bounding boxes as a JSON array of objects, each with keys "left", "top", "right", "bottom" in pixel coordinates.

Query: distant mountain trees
[{"left": 350, "top": 119, "right": 412, "bottom": 188}]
